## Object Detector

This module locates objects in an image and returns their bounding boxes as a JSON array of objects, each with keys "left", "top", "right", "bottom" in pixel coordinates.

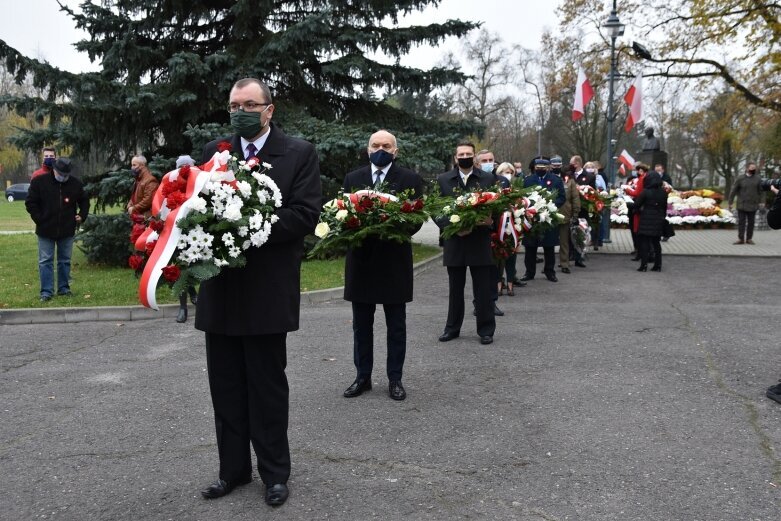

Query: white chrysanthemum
[
  {"left": 249, "top": 212, "right": 265, "bottom": 230},
  {"left": 228, "top": 245, "right": 242, "bottom": 258},
  {"left": 270, "top": 215, "right": 279, "bottom": 224},
  {"left": 237, "top": 226, "right": 249, "bottom": 237},
  {"left": 223, "top": 203, "right": 243, "bottom": 222},
  {"left": 222, "top": 232, "right": 235, "bottom": 246},
  {"left": 236, "top": 180, "right": 252, "bottom": 198},
  {"left": 256, "top": 190, "right": 268, "bottom": 205},
  {"left": 667, "top": 216, "right": 684, "bottom": 225},
  {"left": 214, "top": 258, "right": 229, "bottom": 267},
  {"left": 262, "top": 162, "right": 273, "bottom": 169},
  {"left": 242, "top": 240, "right": 251, "bottom": 250}
]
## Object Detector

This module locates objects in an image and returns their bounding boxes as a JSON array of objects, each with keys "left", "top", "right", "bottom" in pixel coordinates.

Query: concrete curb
[{"left": 0, "top": 252, "right": 444, "bottom": 325}]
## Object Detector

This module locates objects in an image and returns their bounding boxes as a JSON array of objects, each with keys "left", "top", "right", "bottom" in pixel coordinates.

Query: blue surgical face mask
[
  {"left": 480, "top": 162, "right": 494, "bottom": 173},
  {"left": 631, "top": 171, "right": 638, "bottom": 178},
  {"left": 369, "top": 149, "right": 394, "bottom": 167}
]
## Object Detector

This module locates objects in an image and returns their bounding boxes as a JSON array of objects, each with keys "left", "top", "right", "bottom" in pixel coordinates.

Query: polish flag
[
  {"left": 624, "top": 73, "right": 643, "bottom": 132},
  {"left": 618, "top": 164, "right": 627, "bottom": 176},
  {"left": 618, "top": 149, "right": 635, "bottom": 170},
  {"left": 572, "top": 67, "right": 594, "bottom": 121}
]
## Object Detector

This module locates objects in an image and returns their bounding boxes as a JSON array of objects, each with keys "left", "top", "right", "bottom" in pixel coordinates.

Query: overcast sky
[{"left": 0, "top": 0, "right": 562, "bottom": 73}]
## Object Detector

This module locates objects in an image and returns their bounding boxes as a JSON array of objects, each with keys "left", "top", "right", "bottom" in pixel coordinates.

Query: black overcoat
[
  {"left": 194, "top": 124, "right": 322, "bottom": 335},
  {"left": 635, "top": 174, "right": 668, "bottom": 237},
  {"left": 342, "top": 163, "right": 424, "bottom": 304},
  {"left": 26, "top": 172, "right": 89, "bottom": 240},
  {"left": 435, "top": 168, "right": 495, "bottom": 267}
]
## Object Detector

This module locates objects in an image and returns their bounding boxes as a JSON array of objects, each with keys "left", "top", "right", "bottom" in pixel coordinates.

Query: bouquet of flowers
[
  {"left": 129, "top": 142, "right": 281, "bottom": 309},
  {"left": 570, "top": 217, "right": 591, "bottom": 254},
  {"left": 578, "top": 185, "right": 612, "bottom": 221},
  {"left": 515, "top": 188, "right": 566, "bottom": 237},
  {"left": 308, "top": 188, "right": 428, "bottom": 258},
  {"left": 432, "top": 189, "right": 511, "bottom": 240}
]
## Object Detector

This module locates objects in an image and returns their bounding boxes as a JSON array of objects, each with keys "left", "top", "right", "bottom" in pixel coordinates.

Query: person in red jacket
[
  {"left": 622, "top": 163, "right": 649, "bottom": 261},
  {"left": 31, "top": 147, "right": 57, "bottom": 179}
]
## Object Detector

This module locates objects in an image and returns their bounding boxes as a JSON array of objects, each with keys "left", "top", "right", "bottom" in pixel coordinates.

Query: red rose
[
  {"left": 413, "top": 199, "right": 424, "bottom": 211},
  {"left": 216, "top": 141, "right": 232, "bottom": 152},
  {"left": 145, "top": 240, "right": 157, "bottom": 256},
  {"left": 166, "top": 191, "right": 188, "bottom": 210},
  {"left": 161, "top": 264, "right": 181, "bottom": 283},
  {"left": 178, "top": 165, "right": 191, "bottom": 180},
  {"left": 358, "top": 196, "right": 374, "bottom": 211},
  {"left": 128, "top": 254, "right": 145, "bottom": 271},
  {"left": 161, "top": 179, "right": 178, "bottom": 198},
  {"left": 345, "top": 216, "right": 361, "bottom": 229},
  {"left": 149, "top": 219, "right": 165, "bottom": 232}
]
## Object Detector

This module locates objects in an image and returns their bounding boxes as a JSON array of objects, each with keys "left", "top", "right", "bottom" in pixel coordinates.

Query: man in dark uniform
[
  {"left": 436, "top": 141, "right": 497, "bottom": 345},
  {"left": 520, "top": 158, "right": 565, "bottom": 282},
  {"left": 196, "top": 78, "right": 322, "bottom": 507},
  {"left": 341, "top": 130, "right": 424, "bottom": 401}
]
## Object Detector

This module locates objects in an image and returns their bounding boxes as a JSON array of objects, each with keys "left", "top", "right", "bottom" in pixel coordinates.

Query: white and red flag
[
  {"left": 572, "top": 67, "right": 594, "bottom": 121},
  {"left": 624, "top": 73, "right": 643, "bottom": 132},
  {"left": 618, "top": 149, "right": 635, "bottom": 170}
]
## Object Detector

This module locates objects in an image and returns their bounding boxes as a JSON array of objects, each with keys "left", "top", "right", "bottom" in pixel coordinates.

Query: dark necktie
[
  {"left": 373, "top": 170, "right": 383, "bottom": 188},
  {"left": 246, "top": 143, "right": 257, "bottom": 160}
]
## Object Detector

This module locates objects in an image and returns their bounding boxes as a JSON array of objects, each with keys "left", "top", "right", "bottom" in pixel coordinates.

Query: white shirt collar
[
  {"left": 370, "top": 162, "right": 392, "bottom": 176},
  {"left": 240, "top": 130, "right": 271, "bottom": 158}
]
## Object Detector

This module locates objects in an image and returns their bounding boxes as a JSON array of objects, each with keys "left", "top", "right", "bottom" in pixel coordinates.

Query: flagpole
[{"left": 603, "top": 1, "right": 625, "bottom": 243}]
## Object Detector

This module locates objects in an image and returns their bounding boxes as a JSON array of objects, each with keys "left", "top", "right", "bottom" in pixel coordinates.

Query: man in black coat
[
  {"left": 436, "top": 141, "right": 496, "bottom": 345},
  {"left": 196, "top": 78, "right": 322, "bottom": 507},
  {"left": 341, "top": 130, "right": 424, "bottom": 402},
  {"left": 521, "top": 159, "right": 565, "bottom": 282},
  {"left": 25, "top": 158, "right": 89, "bottom": 301}
]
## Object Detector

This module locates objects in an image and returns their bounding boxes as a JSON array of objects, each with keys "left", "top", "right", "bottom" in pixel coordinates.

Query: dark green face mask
[{"left": 230, "top": 109, "right": 266, "bottom": 139}]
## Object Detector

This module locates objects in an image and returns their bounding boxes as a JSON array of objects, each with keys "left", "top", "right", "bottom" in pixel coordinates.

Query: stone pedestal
[{"left": 636, "top": 150, "right": 668, "bottom": 170}]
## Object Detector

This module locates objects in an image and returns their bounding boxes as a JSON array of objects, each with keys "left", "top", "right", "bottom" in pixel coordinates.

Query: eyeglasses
[{"left": 227, "top": 102, "right": 270, "bottom": 113}]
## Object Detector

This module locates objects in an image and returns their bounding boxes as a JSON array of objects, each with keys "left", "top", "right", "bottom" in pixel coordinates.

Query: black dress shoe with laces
[
  {"left": 265, "top": 483, "right": 289, "bottom": 506},
  {"left": 493, "top": 304, "right": 504, "bottom": 316},
  {"left": 545, "top": 273, "right": 558, "bottom": 282},
  {"left": 480, "top": 336, "right": 493, "bottom": 345},
  {"left": 343, "top": 377, "right": 372, "bottom": 398},
  {"left": 201, "top": 476, "right": 252, "bottom": 499},
  {"left": 438, "top": 331, "right": 460, "bottom": 342},
  {"left": 574, "top": 260, "right": 586, "bottom": 268},
  {"left": 389, "top": 380, "right": 406, "bottom": 400},
  {"left": 520, "top": 274, "right": 533, "bottom": 282},
  {"left": 561, "top": 267, "right": 571, "bottom": 274}
]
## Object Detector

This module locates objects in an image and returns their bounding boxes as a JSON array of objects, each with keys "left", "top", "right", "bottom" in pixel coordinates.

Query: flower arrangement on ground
[
  {"left": 129, "top": 143, "right": 281, "bottom": 309},
  {"left": 609, "top": 188, "right": 735, "bottom": 227},
  {"left": 308, "top": 187, "right": 428, "bottom": 258}
]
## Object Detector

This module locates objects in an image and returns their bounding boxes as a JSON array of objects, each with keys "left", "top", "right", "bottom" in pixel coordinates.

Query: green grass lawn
[{"left": 0, "top": 229, "right": 440, "bottom": 309}]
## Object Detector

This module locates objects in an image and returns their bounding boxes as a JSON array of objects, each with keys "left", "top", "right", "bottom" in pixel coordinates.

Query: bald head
[{"left": 367, "top": 130, "right": 398, "bottom": 166}]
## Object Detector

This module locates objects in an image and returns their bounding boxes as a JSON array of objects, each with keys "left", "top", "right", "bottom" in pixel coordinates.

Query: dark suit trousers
[
  {"left": 205, "top": 332, "right": 290, "bottom": 486},
  {"left": 352, "top": 302, "right": 406, "bottom": 381},
  {"left": 524, "top": 245, "right": 555, "bottom": 277},
  {"left": 445, "top": 266, "right": 495, "bottom": 337},
  {"left": 737, "top": 210, "right": 756, "bottom": 240}
]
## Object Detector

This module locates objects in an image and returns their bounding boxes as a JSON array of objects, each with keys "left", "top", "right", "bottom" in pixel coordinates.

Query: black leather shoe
[
  {"left": 545, "top": 274, "right": 558, "bottom": 282},
  {"left": 480, "top": 336, "right": 493, "bottom": 345},
  {"left": 389, "top": 380, "right": 406, "bottom": 400},
  {"left": 650, "top": 265, "right": 661, "bottom": 272},
  {"left": 176, "top": 306, "right": 187, "bottom": 323},
  {"left": 574, "top": 260, "right": 586, "bottom": 268},
  {"left": 630, "top": 255, "right": 640, "bottom": 261},
  {"left": 265, "top": 483, "right": 289, "bottom": 507},
  {"left": 493, "top": 304, "right": 504, "bottom": 316},
  {"left": 513, "top": 280, "right": 527, "bottom": 287},
  {"left": 438, "top": 331, "right": 460, "bottom": 342},
  {"left": 561, "top": 267, "right": 571, "bottom": 274},
  {"left": 343, "top": 377, "right": 371, "bottom": 397},
  {"left": 520, "top": 274, "right": 533, "bottom": 282},
  {"left": 637, "top": 265, "right": 648, "bottom": 272},
  {"left": 201, "top": 476, "right": 252, "bottom": 499}
]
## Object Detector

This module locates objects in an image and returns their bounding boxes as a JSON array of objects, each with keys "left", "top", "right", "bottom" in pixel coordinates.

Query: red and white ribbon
[{"left": 497, "top": 210, "right": 519, "bottom": 247}]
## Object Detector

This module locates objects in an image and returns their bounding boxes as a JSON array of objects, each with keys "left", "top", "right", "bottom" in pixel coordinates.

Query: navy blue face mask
[
  {"left": 43, "top": 157, "right": 55, "bottom": 167},
  {"left": 369, "top": 149, "right": 394, "bottom": 167}
]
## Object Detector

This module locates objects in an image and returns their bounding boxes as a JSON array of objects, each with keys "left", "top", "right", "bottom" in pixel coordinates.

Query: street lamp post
[{"left": 602, "top": 0, "right": 625, "bottom": 242}]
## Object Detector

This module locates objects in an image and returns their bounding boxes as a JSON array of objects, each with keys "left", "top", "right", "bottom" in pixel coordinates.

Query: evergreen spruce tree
[{"left": 0, "top": 0, "right": 477, "bottom": 265}]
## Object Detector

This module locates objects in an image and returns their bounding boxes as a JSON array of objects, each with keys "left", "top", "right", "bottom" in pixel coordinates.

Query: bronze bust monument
[{"left": 642, "top": 127, "right": 661, "bottom": 151}]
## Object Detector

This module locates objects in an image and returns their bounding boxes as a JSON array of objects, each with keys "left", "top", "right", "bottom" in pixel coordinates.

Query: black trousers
[
  {"left": 638, "top": 235, "right": 662, "bottom": 267},
  {"left": 352, "top": 302, "right": 406, "bottom": 381},
  {"left": 445, "top": 265, "right": 495, "bottom": 337},
  {"left": 523, "top": 245, "right": 555, "bottom": 277},
  {"left": 737, "top": 210, "right": 756, "bottom": 240},
  {"left": 205, "top": 332, "right": 290, "bottom": 486}
]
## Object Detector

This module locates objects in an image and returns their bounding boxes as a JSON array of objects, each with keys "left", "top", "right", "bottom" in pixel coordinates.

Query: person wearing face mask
[
  {"left": 126, "top": 155, "right": 159, "bottom": 219},
  {"left": 196, "top": 78, "right": 321, "bottom": 508},
  {"left": 25, "top": 158, "right": 89, "bottom": 302},
  {"left": 31, "top": 147, "right": 57, "bottom": 179},
  {"left": 340, "top": 130, "right": 424, "bottom": 402},
  {"left": 727, "top": 162, "right": 763, "bottom": 245},
  {"left": 520, "top": 158, "right": 565, "bottom": 282},
  {"left": 436, "top": 141, "right": 497, "bottom": 345}
]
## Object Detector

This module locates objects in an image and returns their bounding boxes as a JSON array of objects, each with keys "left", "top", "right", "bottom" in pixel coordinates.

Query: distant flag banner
[
  {"left": 618, "top": 164, "right": 627, "bottom": 176},
  {"left": 624, "top": 73, "right": 643, "bottom": 132},
  {"left": 618, "top": 149, "right": 635, "bottom": 171},
  {"left": 572, "top": 67, "right": 594, "bottom": 121}
]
